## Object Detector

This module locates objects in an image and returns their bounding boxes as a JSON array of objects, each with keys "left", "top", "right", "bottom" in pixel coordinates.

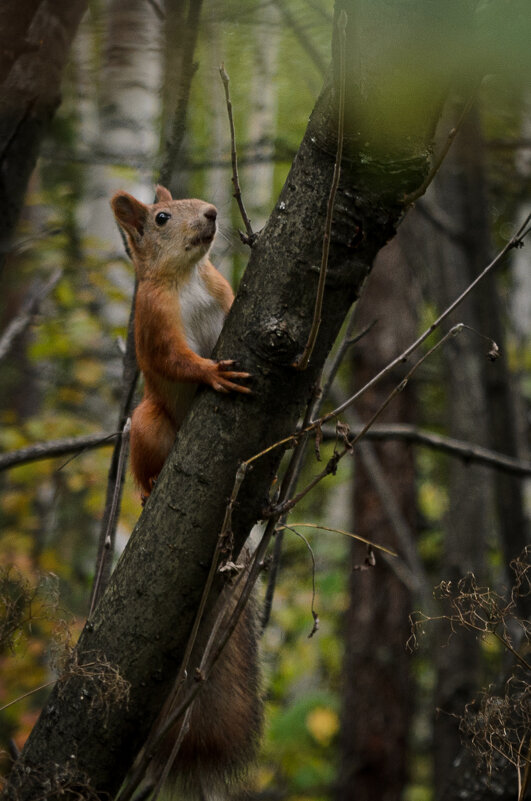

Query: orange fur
[{"left": 111, "top": 186, "right": 250, "bottom": 498}]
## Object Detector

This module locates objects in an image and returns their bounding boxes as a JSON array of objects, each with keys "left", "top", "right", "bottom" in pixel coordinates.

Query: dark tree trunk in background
[
  {"left": 0, "top": 0, "right": 88, "bottom": 276},
  {"left": 420, "top": 106, "right": 492, "bottom": 792},
  {"left": 3, "top": 1, "right": 464, "bottom": 797},
  {"left": 337, "top": 238, "right": 418, "bottom": 801}
]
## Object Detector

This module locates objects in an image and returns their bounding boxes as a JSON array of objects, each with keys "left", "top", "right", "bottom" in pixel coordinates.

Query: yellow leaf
[{"left": 305, "top": 706, "right": 339, "bottom": 746}]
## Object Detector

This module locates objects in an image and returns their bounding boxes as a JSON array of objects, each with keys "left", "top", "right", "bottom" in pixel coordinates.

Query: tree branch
[
  {"left": 321, "top": 422, "right": 531, "bottom": 476},
  {"left": 0, "top": 432, "right": 116, "bottom": 472}
]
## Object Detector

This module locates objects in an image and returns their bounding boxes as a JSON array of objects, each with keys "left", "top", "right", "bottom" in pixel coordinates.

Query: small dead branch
[
  {"left": 117, "top": 510, "right": 268, "bottom": 801},
  {"left": 219, "top": 65, "right": 256, "bottom": 246},
  {"left": 352, "top": 545, "right": 376, "bottom": 572},
  {"left": 116, "top": 465, "right": 250, "bottom": 801},
  {"left": 277, "top": 522, "right": 396, "bottom": 558},
  {"left": 281, "top": 525, "right": 320, "bottom": 637},
  {"left": 89, "top": 418, "right": 131, "bottom": 616}
]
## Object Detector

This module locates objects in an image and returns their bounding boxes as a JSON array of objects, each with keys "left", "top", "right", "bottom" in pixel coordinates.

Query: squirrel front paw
[{"left": 206, "top": 359, "right": 252, "bottom": 394}]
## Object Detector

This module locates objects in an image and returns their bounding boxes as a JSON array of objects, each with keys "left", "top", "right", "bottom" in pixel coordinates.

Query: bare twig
[
  {"left": 278, "top": 522, "right": 397, "bottom": 557},
  {"left": 328, "top": 214, "right": 530, "bottom": 423},
  {"left": 219, "top": 64, "right": 256, "bottom": 246},
  {"left": 294, "top": 10, "right": 347, "bottom": 370},
  {"left": 261, "top": 381, "right": 322, "bottom": 631},
  {"left": 0, "top": 268, "right": 62, "bottom": 363},
  {"left": 0, "top": 680, "right": 56, "bottom": 713},
  {"left": 87, "top": 307, "right": 138, "bottom": 612},
  {"left": 282, "top": 525, "right": 319, "bottom": 637},
  {"left": 89, "top": 418, "right": 131, "bottom": 617},
  {"left": 0, "top": 432, "right": 117, "bottom": 473}
]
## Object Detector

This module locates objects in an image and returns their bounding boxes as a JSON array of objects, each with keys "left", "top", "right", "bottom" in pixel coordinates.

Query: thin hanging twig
[
  {"left": 282, "top": 524, "right": 320, "bottom": 637},
  {"left": 294, "top": 9, "right": 348, "bottom": 370}
]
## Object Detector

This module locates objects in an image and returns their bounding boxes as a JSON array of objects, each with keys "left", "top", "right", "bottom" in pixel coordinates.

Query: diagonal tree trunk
[{"left": 2, "top": 2, "right": 464, "bottom": 797}]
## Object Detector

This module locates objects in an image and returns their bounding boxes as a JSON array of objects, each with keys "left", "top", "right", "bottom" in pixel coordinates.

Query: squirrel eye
[{"left": 155, "top": 211, "right": 171, "bottom": 226}]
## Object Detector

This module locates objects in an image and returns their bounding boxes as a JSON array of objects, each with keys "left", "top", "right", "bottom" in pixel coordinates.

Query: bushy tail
[{"left": 150, "top": 562, "right": 262, "bottom": 800}]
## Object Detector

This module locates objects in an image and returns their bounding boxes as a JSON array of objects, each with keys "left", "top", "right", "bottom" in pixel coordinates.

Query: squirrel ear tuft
[
  {"left": 111, "top": 192, "right": 148, "bottom": 237},
  {"left": 155, "top": 185, "right": 173, "bottom": 203}
]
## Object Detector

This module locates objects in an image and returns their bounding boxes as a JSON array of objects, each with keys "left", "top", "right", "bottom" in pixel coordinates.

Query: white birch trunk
[{"left": 77, "top": 0, "right": 163, "bottom": 254}]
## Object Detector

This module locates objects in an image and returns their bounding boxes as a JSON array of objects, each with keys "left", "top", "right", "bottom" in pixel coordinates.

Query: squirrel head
[{"left": 111, "top": 185, "right": 218, "bottom": 281}]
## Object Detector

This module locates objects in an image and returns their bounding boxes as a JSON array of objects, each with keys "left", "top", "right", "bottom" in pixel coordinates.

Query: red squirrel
[
  {"left": 111, "top": 186, "right": 261, "bottom": 795},
  {"left": 111, "top": 184, "right": 250, "bottom": 499}
]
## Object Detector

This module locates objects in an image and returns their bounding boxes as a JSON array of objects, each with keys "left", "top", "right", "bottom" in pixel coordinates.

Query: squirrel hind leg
[{"left": 130, "top": 399, "right": 176, "bottom": 499}]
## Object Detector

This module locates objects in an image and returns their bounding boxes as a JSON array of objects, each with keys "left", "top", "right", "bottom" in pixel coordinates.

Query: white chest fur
[{"left": 179, "top": 268, "right": 226, "bottom": 358}]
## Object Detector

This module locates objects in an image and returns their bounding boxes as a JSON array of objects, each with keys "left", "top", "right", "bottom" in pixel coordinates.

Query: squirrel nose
[{"left": 204, "top": 206, "right": 217, "bottom": 222}]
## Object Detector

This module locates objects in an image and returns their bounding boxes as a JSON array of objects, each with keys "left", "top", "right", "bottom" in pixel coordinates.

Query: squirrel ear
[
  {"left": 155, "top": 185, "right": 173, "bottom": 203},
  {"left": 111, "top": 192, "right": 148, "bottom": 237}
]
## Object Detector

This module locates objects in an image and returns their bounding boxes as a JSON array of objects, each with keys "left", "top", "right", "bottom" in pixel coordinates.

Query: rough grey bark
[
  {"left": 0, "top": 0, "right": 89, "bottom": 276},
  {"left": 3, "top": 1, "right": 461, "bottom": 797}
]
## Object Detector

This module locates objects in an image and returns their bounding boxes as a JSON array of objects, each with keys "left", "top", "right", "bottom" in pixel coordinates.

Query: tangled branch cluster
[
  {"left": 0, "top": 567, "right": 59, "bottom": 654},
  {"left": 460, "top": 675, "right": 531, "bottom": 777},
  {"left": 409, "top": 546, "right": 530, "bottom": 652},
  {"left": 409, "top": 548, "right": 530, "bottom": 794}
]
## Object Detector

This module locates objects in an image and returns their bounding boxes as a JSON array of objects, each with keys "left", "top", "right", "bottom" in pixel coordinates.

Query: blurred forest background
[{"left": 0, "top": 1, "right": 530, "bottom": 800}]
